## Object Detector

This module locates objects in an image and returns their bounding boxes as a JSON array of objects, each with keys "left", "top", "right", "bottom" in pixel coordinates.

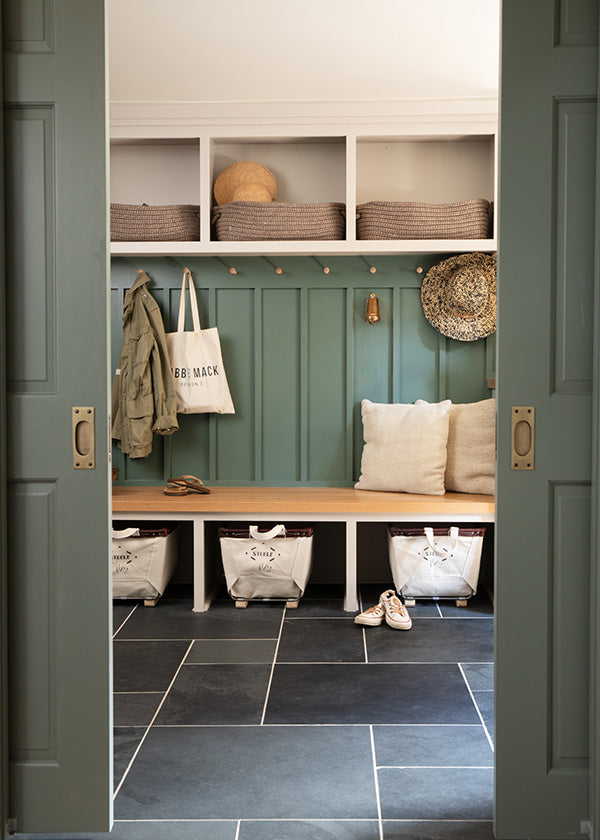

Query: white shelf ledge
[{"left": 110, "top": 238, "right": 497, "bottom": 258}]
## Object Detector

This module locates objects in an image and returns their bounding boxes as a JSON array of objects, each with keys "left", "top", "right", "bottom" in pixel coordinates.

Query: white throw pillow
[
  {"left": 416, "top": 398, "right": 496, "bottom": 495},
  {"left": 354, "top": 399, "right": 452, "bottom": 495}
]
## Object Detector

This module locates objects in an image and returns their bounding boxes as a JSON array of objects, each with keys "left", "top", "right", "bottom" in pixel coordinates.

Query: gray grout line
[
  {"left": 113, "top": 690, "right": 163, "bottom": 695},
  {"left": 381, "top": 819, "right": 494, "bottom": 824},
  {"left": 369, "top": 725, "right": 384, "bottom": 840},
  {"left": 115, "top": 637, "right": 279, "bottom": 642},
  {"left": 259, "top": 608, "right": 287, "bottom": 726},
  {"left": 112, "top": 603, "right": 139, "bottom": 638},
  {"left": 377, "top": 764, "right": 494, "bottom": 770},
  {"left": 458, "top": 663, "right": 495, "bottom": 752},
  {"left": 113, "top": 817, "right": 383, "bottom": 823},
  {"left": 113, "top": 817, "right": 493, "bottom": 823},
  {"left": 268, "top": 660, "right": 494, "bottom": 666},
  {"left": 148, "top": 722, "right": 486, "bottom": 730}
]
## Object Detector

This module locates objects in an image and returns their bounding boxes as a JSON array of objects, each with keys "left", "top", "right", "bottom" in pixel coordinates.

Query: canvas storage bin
[
  {"left": 388, "top": 526, "right": 485, "bottom": 602},
  {"left": 218, "top": 523, "right": 314, "bottom": 603},
  {"left": 356, "top": 199, "right": 491, "bottom": 240},
  {"left": 212, "top": 201, "right": 346, "bottom": 241},
  {"left": 110, "top": 203, "right": 200, "bottom": 241},
  {"left": 112, "top": 523, "right": 179, "bottom": 601}
]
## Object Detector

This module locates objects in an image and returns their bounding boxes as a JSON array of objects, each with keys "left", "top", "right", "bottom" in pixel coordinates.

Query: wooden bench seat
[{"left": 112, "top": 485, "right": 495, "bottom": 612}]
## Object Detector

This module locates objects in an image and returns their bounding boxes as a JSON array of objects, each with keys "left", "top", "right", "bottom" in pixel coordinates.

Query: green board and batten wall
[{"left": 111, "top": 255, "right": 495, "bottom": 487}]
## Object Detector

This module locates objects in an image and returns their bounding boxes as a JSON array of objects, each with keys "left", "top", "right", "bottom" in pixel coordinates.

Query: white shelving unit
[{"left": 109, "top": 106, "right": 497, "bottom": 257}]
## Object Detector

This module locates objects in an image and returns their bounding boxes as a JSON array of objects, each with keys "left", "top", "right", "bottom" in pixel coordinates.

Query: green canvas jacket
[{"left": 111, "top": 270, "right": 178, "bottom": 458}]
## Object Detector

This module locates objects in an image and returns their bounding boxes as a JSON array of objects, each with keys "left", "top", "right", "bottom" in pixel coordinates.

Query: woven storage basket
[
  {"left": 110, "top": 203, "right": 200, "bottom": 241},
  {"left": 212, "top": 201, "right": 346, "bottom": 241},
  {"left": 356, "top": 199, "right": 491, "bottom": 240}
]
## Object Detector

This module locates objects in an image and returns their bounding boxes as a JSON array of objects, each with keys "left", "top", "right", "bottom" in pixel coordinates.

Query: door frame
[
  {"left": 1, "top": 9, "right": 600, "bottom": 838},
  {"left": 590, "top": 34, "right": 600, "bottom": 832},
  {"left": 0, "top": 4, "right": 9, "bottom": 831}
]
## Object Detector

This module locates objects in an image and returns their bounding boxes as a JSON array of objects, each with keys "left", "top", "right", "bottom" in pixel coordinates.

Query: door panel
[
  {"left": 3, "top": 0, "right": 111, "bottom": 832},
  {"left": 496, "top": 1, "right": 598, "bottom": 836}
]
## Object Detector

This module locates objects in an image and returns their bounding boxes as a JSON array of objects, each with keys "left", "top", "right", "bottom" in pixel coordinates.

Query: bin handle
[
  {"left": 424, "top": 526, "right": 460, "bottom": 554},
  {"left": 112, "top": 527, "right": 140, "bottom": 539},
  {"left": 249, "top": 524, "right": 286, "bottom": 541}
]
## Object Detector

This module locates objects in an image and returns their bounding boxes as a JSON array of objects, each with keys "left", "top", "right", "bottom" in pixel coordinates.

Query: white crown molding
[{"left": 109, "top": 98, "right": 498, "bottom": 138}]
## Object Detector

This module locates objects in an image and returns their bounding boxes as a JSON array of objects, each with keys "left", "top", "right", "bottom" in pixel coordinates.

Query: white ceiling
[{"left": 107, "top": 0, "right": 500, "bottom": 103}]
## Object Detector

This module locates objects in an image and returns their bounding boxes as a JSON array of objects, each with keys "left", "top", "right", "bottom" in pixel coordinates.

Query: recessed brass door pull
[
  {"left": 72, "top": 406, "right": 95, "bottom": 469},
  {"left": 511, "top": 406, "right": 535, "bottom": 470}
]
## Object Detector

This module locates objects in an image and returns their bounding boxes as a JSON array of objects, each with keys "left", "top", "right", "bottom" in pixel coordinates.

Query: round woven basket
[{"left": 214, "top": 161, "right": 277, "bottom": 205}]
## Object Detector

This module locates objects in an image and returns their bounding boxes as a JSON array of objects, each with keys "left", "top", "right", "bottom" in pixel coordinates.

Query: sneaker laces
[
  {"left": 382, "top": 591, "right": 408, "bottom": 617},
  {"left": 362, "top": 601, "right": 384, "bottom": 616}
]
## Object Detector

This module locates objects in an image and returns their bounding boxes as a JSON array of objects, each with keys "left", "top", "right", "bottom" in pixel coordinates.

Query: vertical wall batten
[
  {"left": 110, "top": 255, "right": 494, "bottom": 486},
  {"left": 392, "top": 284, "right": 402, "bottom": 404},
  {"left": 438, "top": 334, "right": 448, "bottom": 400},
  {"left": 345, "top": 286, "right": 355, "bottom": 481},
  {"left": 208, "top": 286, "right": 218, "bottom": 481},
  {"left": 254, "top": 287, "right": 263, "bottom": 482},
  {"left": 300, "top": 285, "right": 309, "bottom": 482}
]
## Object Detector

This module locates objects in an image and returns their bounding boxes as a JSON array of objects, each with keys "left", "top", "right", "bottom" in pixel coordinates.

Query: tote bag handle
[
  {"left": 424, "top": 526, "right": 460, "bottom": 555},
  {"left": 249, "top": 524, "right": 287, "bottom": 541},
  {"left": 177, "top": 267, "right": 202, "bottom": 333}
]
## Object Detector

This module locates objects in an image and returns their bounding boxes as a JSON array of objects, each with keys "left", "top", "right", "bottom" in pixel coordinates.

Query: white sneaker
[
  {"left": 380, "top": 589, "right": 412, "bottom": 630},
  {"left": 354, "top": 600, "right": 385, "bottom": 626}
]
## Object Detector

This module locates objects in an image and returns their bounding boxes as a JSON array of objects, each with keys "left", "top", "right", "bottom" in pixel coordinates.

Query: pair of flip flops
[{"left": 163, "top": 475, "right": 210, "bottom": 496}]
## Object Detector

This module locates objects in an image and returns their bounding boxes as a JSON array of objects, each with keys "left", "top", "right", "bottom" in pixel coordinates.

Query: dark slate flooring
[{"left": 20, "top": 581, "right": 495, "bottom": 840}]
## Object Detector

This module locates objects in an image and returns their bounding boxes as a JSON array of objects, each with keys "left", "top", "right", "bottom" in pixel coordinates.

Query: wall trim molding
[{"left": 109, "top": 97, "right": 499, "bottom": 137}]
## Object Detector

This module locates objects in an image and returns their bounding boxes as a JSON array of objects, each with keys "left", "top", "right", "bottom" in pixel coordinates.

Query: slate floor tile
[
  {"left": 239, "top": 820, "right": 381, "bottom": 839},
  {"left": 302, "top": 583, "right": 346, "bottom": 600},
  {"left": 115, "top": 598, "right": 284, "bottom": 640},
  {"left": 373, "top": 724, "right": 493, "bottom": 767},
  {"left": 114, "top": 726, "right": 379, "bottom": 820},
  {"left": 114, "top": 692, "right": 164, "bottom": 726},
  {"left": 382, "top": 820, "right": 495, "bottom": 840},
  {"left": 103, "top": 821, "right": 237, "bottom": 840},
  {"left": 289, "top": 597, "right": 348, "bottom": 617},
  {"left": 366, "top": 619, "right": 493, "bottom": 663},
  {"left": 113, "top": 640, "right": 190, "bottom": 691},
  {"left": 438, "top": 593, "right": 493, "bottom": 618},
  {"left": 461, "top": 663, "right": 494, "bottom": 691},
  {"left": 113, "top": 727, "right": 145, "bottom": 790},
  {"left": 113, "top": 601, "right": 138, "bottom": 635},
  {"left": 155, "top": 664, "right": 272, "bottom": 724},
  {"left": 277, "top": 618, "right": 366, "bottom": 662},
  {"left": 265, "top": 664, "right": 480, "bottom": 725},
  {"left": 472, "top": 690, "right": 494, "bottom": 740},
  {"left": 378, "top": 767, "right": 494, "bottom": 820},
  {"left": 187, "top": 638, "right": 277, "bottom": 663}
]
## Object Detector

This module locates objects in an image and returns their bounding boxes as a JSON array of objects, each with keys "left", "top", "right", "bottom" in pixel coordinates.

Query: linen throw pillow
[
  {"left": 416, "top": 398, "right": 496, "bottom": 495},
  {"left": 354, "top": 399, "right": 452, "bottom": 495}
]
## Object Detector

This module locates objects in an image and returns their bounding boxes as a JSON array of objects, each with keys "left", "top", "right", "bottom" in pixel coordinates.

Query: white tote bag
[
  {"left": 111, "top": 525, "right": 179, "bottom": 600},
  {"left": 166, "top": 267, "right": 235, "bottom": 414},
  {"left": 219, "top": 524, "right": 314, "bottom": 601},
  {"left": 388, "top": 526, "right": 485, "bottom": 599}
]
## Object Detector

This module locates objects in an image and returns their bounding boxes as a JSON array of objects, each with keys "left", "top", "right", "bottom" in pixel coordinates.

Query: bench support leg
[
  {"left": 193, "top": 518, "right": 207, "bottom": 612},
  {"left": 344, "top": 519, "right": 358, "bottom": 612}
]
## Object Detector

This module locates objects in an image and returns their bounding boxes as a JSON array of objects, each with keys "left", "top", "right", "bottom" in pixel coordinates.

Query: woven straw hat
[
  {"left": 421, "top": 252, "right": 497, "bottom": 341},
  {"left": 214, "top": 161, "right": 277, "bottom": 205}
]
